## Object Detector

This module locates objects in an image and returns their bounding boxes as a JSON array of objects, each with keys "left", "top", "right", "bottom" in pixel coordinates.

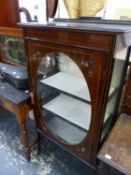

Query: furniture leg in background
[{"left": 0, "top": 79, "right": 32, "bottom": 160}]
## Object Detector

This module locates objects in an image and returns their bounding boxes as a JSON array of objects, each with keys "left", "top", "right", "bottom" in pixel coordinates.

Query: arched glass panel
[{"left": 36, "top": 52, "right": 91, "bottom": 144}]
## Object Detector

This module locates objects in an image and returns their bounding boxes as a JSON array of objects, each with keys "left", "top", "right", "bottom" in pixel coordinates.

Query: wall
[
  {"left": 19, "top": 0, "right": 131, "bottom": 22},
  {"left": 19, "top": 0, "right": 46, "bottom": 23}
]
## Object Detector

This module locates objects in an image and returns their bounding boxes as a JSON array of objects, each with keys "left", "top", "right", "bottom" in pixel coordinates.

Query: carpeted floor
[{"left": 0, "top": 107, "right": 92, "bottom": 175}]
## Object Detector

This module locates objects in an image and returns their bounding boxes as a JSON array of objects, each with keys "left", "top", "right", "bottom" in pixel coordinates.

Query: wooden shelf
[
  {"left": 43, "top": 94, "right": 91, "bottom": 131},
  {"left": 41, "top": 72, "right": 91, "bottom": 103},
  {"left": 41, "top": 72, "right": 116, "bottom": 103},
  {"left": 41, "top": 72, "right": 116, "bottom": 131}
]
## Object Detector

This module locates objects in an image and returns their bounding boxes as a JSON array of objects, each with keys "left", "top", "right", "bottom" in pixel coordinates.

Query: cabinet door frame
[{"left": 27, "top": 40, "right": 110, "bottom": 165}]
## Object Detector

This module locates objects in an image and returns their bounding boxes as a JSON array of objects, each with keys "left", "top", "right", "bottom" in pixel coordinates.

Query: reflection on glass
[{"left": 36, "top": 52, "right": 91, "bottom": 144}]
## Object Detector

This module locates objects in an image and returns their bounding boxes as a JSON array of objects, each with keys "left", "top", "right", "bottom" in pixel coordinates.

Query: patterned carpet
[{"left": 0, "top": 107, "right": 92, "bottom": 175}]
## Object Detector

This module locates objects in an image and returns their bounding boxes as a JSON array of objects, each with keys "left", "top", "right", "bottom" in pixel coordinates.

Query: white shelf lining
[
  {"left": 47, "top": 117, "right": 87, "bottom": 144},
  {"left": 43, "top": 94, "right": 91, "bottom": 130},
  {"left": 41, "top": 72, "right": 116, "bottom": 102},
  {"left": 41, "top": 72, "right": 91, "bottom": 102}
]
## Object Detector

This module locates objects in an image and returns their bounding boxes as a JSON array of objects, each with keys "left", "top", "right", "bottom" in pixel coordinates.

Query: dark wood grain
[{"left": 0, "top": 0, "right": 19, "bottom": 28}]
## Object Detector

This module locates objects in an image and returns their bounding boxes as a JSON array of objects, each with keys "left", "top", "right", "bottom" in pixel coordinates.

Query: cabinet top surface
[{"left": 19, "top": 19, "right": 131, "bottom": 34}]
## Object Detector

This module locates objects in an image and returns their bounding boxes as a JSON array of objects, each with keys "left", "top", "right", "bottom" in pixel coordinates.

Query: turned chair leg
[
  {"left": 15, "top": 108, "right": 31, "bottom": 161},
  {"left": 20, "top": 123, "right": 31, "bottom": 161}
]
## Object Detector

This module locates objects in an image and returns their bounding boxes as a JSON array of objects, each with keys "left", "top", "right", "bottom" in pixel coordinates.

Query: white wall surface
[
  {"left": 19, "top": 0, "right": 131, "bottom": 22},
  {"left": 19, "top": 0, "right": 46, "bottom": 23}
]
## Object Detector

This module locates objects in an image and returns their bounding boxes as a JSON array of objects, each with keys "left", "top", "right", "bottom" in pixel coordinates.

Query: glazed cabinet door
[{"left": 27, "top": 40, "right": 109, "bottom": 165}]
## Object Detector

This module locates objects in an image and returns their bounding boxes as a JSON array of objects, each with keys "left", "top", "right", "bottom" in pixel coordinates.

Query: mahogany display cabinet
[{"left": 19, "top": 19, "right": 131, "bottom": 173}]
